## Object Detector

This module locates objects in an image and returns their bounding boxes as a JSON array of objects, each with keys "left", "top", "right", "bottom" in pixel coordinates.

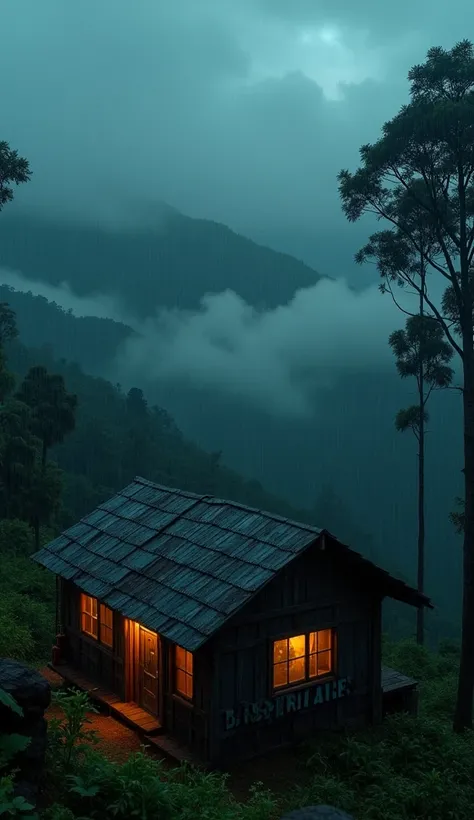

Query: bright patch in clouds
[{"left": 246, "top": 21, "right": 386, "bottom": 98}]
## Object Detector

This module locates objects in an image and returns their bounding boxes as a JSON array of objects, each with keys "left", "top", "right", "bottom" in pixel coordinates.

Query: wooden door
[{"left": 138, "top": 626, "right": 159, "bottom": 716}]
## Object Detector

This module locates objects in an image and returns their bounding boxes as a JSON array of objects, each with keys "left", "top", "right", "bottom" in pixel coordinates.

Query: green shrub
[
  {"left": 0, "top": 553, "right": 55, "bottom": 662},
  {"left": 0, "top": 687, "right": 37, "bottom": 819}
]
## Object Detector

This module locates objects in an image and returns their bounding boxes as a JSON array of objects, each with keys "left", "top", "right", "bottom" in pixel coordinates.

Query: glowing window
[
  {"left": 81, "top": 594, "right": 113, "bottom": 648},
  {"left": 273, "top": 629, "right": 334, "bottom": 690},
  {"left": 175, "top": 645, "right": 193, "bottom": 700},
  {"left": 99, "top": 603, "right": 114, "bottom": 648},
  {"left": 81, "top": 594, "right": 98, "bottom": 639}
]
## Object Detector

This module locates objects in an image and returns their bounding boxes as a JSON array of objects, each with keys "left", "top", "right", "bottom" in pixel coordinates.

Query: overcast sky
[
  {"left": 0, "top": 1, "right": 468, "bottom": 415},
  {"left": 2, "top": 0, "right": 470, "bottom": 272}
]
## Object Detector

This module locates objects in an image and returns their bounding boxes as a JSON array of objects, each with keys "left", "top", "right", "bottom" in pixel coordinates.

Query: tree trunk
[
  {"left": 417, "top": 278, "right": 425, "bottom": 646},
  {"left": 417, "top": 404, "right": 425, "bottom": 645},
  {"left": 454, "top": 352, "right": 474, "bottom": 731},
  {"left": 453, "top": 181, "right": 474, "bottom": 732}
]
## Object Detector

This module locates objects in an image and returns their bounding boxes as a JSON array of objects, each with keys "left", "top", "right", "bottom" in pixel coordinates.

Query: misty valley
[{"left": 2, "top": 21, "right": 474, "bottom": 820}]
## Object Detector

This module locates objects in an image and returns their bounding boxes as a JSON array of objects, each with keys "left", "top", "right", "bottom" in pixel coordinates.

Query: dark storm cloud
[
  {"left": 2, "top": 0, "right": 473, "bottom": 273},
  {"left": 1, "top": 0, "right": 425, "bottom": 239}
]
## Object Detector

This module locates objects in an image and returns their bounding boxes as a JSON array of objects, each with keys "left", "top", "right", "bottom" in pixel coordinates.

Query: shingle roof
[{"left": 32, "top": 476, "right": 432, "bottom": 651}]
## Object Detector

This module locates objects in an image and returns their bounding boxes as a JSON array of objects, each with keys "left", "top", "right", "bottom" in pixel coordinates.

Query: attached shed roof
[{"left": 32, "top": 476, "right": 432, "bottom": 651}]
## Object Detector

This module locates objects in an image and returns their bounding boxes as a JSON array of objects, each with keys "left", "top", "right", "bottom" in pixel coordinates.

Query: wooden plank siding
[
  {"left": 163, "top": 640, "right": 213, "bottom": 763},
  {"left": 208, "top": 542, "right": 383, "bottom": 765},
  {"left": 58, "top": 579, "right": 214, "bottom": 762},
  {"left": 60, "top": 580, "right": 126, "bottom": 700}
]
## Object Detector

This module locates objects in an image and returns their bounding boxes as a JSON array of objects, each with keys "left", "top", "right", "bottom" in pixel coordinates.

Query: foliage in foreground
[
  {"left": 0, "top": 686, "right": 38, "bottom": 819},
  {"left": 8, "top": 640, "right": 465, "bottom": 820}
]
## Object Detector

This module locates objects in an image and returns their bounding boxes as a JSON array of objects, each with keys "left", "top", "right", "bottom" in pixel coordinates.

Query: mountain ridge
[{"left": 0, "top": 208, "right": 322, "bottom": 317}]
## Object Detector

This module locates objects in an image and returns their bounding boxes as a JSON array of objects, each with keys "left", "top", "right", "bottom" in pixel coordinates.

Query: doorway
[{"left": 138, "top": 626, "right": 159, "bottom": 716}]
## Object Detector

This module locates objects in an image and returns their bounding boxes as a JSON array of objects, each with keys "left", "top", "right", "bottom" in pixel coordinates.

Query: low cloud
[
  {"left": 115, "top": 278, "right": 404, "bottom": 417},
  {"left": 2, "top": 267, "right": 448, "bottom": 418},
  {"left": 0, "top": 268, "right": 125, "bottom": 322}
]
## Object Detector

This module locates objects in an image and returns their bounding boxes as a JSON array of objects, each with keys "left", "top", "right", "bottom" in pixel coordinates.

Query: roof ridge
[{"left": 134, "top": 475, "right": 322, "bottom": 535}]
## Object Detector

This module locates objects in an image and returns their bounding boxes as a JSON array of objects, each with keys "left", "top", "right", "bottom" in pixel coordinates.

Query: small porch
[
  {"left": 47, "top": 661, "right": 202, "bottom": 766},
  {"left": 49, "top": 662, "right": 162, "bottom": 735}
]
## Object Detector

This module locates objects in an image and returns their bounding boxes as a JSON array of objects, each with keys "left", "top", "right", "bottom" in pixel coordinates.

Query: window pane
[
  {"left": 309, "top": 652, "right": 317, "bottom": 678},
  {"left": 81, "top": 610, "right": 98, "bottom": 639},
  {"left": 273, "top": 639, "right": 288, "bottom": 663},
  {"left": 185, "top": 673, "right": 193, "bottom": 699},
  {"left": 318, "top": 629, "right": 332, "bottom": 652},
  {"left": 309, "top": 632, "right": 317, "bottom": 653},
  {"left": 289, "top": 657, "right": 305, "bottom": 684},
  {"left": 91, "top": 597, "right": 98, "bottom": 617},
  {"left": 273, "top": 662, "right": 288, "bottom": 688},
  {"left": 100, "top": 604, "right": 113, "bottom": 629},
  {"left": 101, "top": 625, "right": 113, "bottom": 648},
  {"left": 175, "top": 646, "right": 193, "bottom": 699},
  {"left": 176, "top": 669, "right": 188, "bottom": 697},
  {"left": 288, "top": 635, "right": 305, "bottom": 659},
  {"left": 317, "top": 650, "right": 332, "bottom": 676},
  {"left": 176, "top": 645, "right": 186, "bottom": 670}
]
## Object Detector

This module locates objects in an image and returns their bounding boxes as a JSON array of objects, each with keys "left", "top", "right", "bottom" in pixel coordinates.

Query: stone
[
  {"left": 0, "top": 658, "right": 51, "bottom": 714},
  {"left": 0, "top": 658, "right": 51, "bottom": 809},
  {"left": 281, "top": 808, "right": 354, "bottom": 820}
]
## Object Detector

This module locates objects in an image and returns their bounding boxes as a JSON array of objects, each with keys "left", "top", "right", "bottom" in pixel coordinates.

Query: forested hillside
[
  {"left": 0, "top": 284, "right": 133, "bottom": 375},
  {"left": 6, "top": 335, "right": 310, "bottom": 529},
  {"left": 0, "top": 210, "right": 321, "bottom": 316}
]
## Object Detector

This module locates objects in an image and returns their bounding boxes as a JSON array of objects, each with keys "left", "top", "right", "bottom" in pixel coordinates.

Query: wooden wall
[
  {"left": 60, "top": 579, "right": 214, "bottom": 759},
  {"left": 162, "top": 639, "right": 213, "bottom": 762},
  {"left": 208, "top": 543, "right": 383, "bottom": 764},
  {"left": 60, "top": 580, "right": 126, "bottom": 699}
]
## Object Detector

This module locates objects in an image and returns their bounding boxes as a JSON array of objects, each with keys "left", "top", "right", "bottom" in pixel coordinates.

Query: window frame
[
  {"left": 174, "top": 644, "right": 194, "bottom": 702},
  {"left": 80, "top": 593, "right": 114, "bottom": 650},
  {"left": 271, "top": 628, "right": 336, "bottom": 693}
]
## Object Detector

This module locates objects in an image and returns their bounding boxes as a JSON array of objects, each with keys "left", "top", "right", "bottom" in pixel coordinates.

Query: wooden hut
[{"left": 32, "top": 476, "right": 432, "bottom": 766}]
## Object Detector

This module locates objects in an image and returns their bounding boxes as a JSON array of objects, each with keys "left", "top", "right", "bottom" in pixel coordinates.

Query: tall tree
[
  {"left": 338, "top": 39, "right": 474, "bottom": 730},
  {"left": 0, "top": 141, "right": 31, "bottom": 211},
  {"left": 0, "top": 303, "right": 18, "bottom": 402},
  {"left": 0, "top": 399, "right": 40, "bottom": 520},
  {"left": 389, "top": 315, "right": 454, "bottom": 644},
  {"left": 16, "top": 366, "right": 77, "bottom": 468},
  {"left": 0, "top": 302, "right": 18, "bottom": 346},
  {"left": 126, "top": 387, "right": 148, "bottom": 420},
  {"left": 24, "top": 461, "right": 63, "bottom": 551}
]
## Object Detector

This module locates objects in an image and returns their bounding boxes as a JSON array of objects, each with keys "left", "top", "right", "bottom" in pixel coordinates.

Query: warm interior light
[
  {"left": 273, "top": 629, "right": 333, "bottom": 689},
  {"left": 309, "top": 629, "right": 332, "bottom": 677}
]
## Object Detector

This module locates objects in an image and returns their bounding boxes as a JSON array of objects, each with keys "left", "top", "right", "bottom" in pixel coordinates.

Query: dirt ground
[{"left": 41, "top": 667, "right": 310, "bottom": 800}]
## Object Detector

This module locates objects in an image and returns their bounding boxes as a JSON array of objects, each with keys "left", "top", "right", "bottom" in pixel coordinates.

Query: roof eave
[{"left": 384, "top": 583, "right": 434, "bottom": 610}]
